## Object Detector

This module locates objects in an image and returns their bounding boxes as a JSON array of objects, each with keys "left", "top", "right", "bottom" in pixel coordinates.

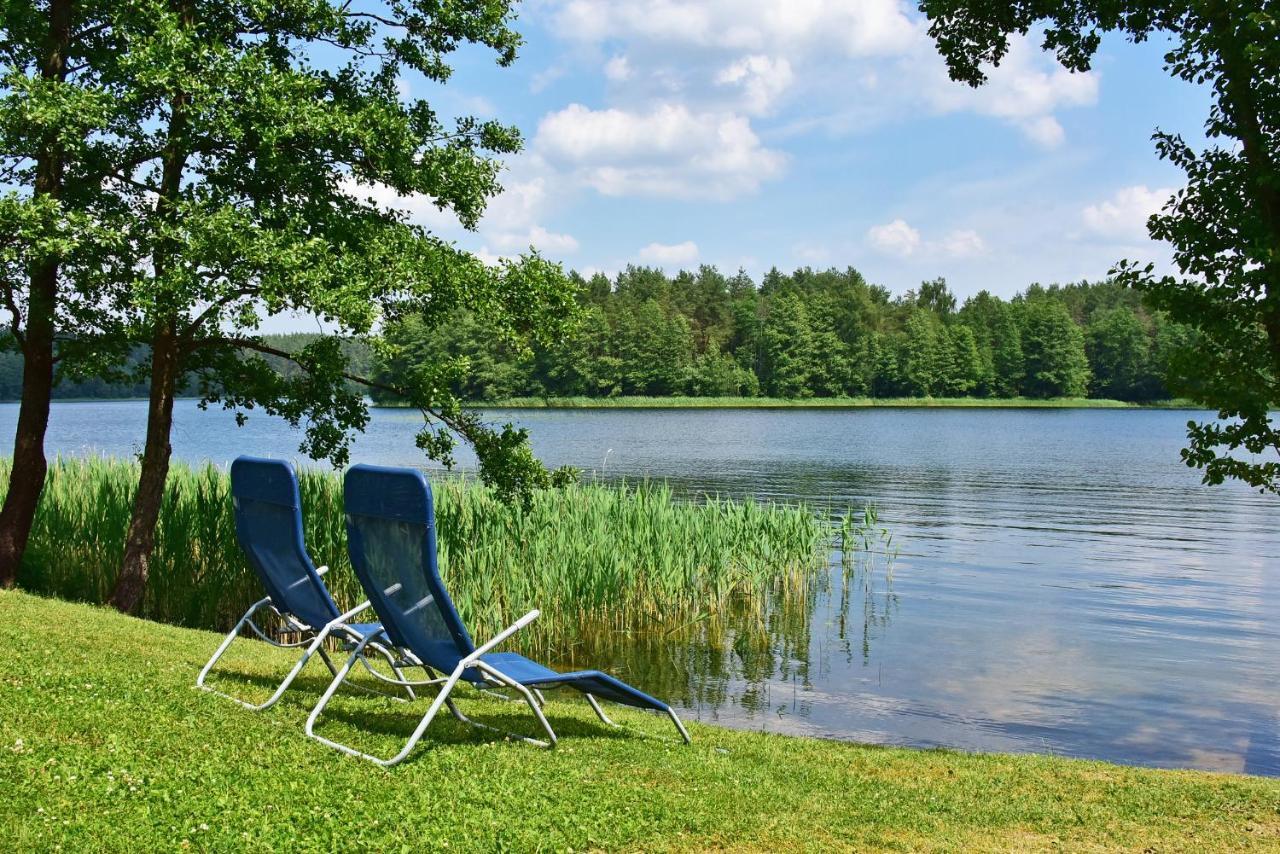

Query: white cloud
[
  {"left": 1082, "top": 185, "right": 1173, "bottom": 241},
  {"left": 918, "top": 36, "right": 1098, "bottom": 147},
  {"left": 1019, "top": 116, "right": 1065, "bottom": 148},
  {"left": 637, "top": 240, "right": 699, "bottom": 266},
  {"left": 939, "top": 229, "right": 987, "bottom": 258},
  {"left": 339, "top": 177, "right": 458, "bottom": 230},
  {"left": 555, "top": 0, "right": 917, "bottom": 57},
  {"left": 867, "top": 218, "right": 921, "bottom": 257},
  {"left": 534, "top": 102, "right": 786, "bottom": 199},
  {"left": 604, "top": 54, "right": 632, "bottom": 81},
  {"left": 553, "top": 3, "right": 1096, "bottom": 148},
  {"left": 339, "top": 174, "right": 578, "bottom": 260},
  {"left": 491, "top": 225, "right": 580, "bottom": 254},
  {"left": 716, "top": 55, "right": 794, "bottom": 115},
  {"left": 866, "top": 220, "right": 989, "bottom": 260}
]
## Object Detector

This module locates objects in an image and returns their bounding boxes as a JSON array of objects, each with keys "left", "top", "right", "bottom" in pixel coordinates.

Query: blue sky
[{"left": 364, "top": 1, "right": 1208, "bottom": 306}]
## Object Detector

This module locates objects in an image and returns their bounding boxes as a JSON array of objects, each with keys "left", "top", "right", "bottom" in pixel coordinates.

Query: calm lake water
[{"left": 5, "top": 399, "right": 1279, "bottom": 775}]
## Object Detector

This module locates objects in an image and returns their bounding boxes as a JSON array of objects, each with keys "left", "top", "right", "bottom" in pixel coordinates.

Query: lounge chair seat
[
  {"left": 305, "top": 463, "right": 691, "bottom": 766},
  {"left": 471, "top": 654, "right": 670, "bottom": 711},
  {"left": 197, "top": 456, "right": 413, "bottom": 711}
]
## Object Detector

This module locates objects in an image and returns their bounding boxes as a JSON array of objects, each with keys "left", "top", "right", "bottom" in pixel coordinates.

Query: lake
[{"left": 4, "top": 399, "right": 1279, "bottom": 774}]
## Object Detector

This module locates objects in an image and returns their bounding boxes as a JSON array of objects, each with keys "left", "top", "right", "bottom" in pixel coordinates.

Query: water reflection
[
  {"left": 4, "top": 401, "right": 1279, "bottom": 774},
  {"left": 550, "top": 544, "right": 900, "bottom": 731}
]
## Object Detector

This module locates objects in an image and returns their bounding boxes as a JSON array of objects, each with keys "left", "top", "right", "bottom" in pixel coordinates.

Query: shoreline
[
  {"left": 3, "top": 395, "right": 1208, "bottom": 411},
  {"left": 470, "top": 395, "right": 1204, "bottom": 410}
]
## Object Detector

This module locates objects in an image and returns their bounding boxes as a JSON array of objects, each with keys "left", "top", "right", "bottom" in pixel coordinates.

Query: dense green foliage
[
  {"left": 375, "top": 269, "right": 1188, "bottom": 403},
  {"left": 918, "top": 1, "right": 1280, "bottom": 493},
  {"left": 42, "top": 0, "right": 574, "bottom": 488},
  {"left": 1, "top": 275, "right": 1187, "bottom": 406},
  {"left": 3, "top": 590, "right": 1277, "bottom": 851},
  {"left": 1, "top": 2, "right": 581, "bottom": 612},
  {"left": 5, "top": 456, "right": 829, "bottom": 655}
]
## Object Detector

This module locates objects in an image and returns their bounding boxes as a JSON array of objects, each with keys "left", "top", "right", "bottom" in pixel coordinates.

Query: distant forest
[
  {"left": 375, "top": 267, "right": 1189, "bottom": 403},
  {"left": 1, "top": 267, "right": 1190, "bottom": 403}
]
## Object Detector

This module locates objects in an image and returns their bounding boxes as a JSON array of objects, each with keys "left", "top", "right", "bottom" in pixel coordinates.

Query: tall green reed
[{"left": 5, "top": 456, "right": 842, "bottom": 654}]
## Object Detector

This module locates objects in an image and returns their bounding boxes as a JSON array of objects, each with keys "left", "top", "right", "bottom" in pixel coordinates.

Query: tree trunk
[
  {"left": 0, "top": 0, "right": 74, "bottom": 588},
  {"left": 0, "top": 273, "right": 57, "bottom": 588},
  {"left": 108, "top": 1, "right": 190, "bottom": 612},
  {"left": 108, "top": 323, "right": 180, "bottom": 613}
]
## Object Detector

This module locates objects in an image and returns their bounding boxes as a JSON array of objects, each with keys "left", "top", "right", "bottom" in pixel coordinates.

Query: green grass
[
  {"left": 1, "top": 590, "right": 1277, "bottom": 852},
  {"left": 6, "top": 456, "right": 831, "bottom": 657},
  {"left": 476, "top": 395, "right": 1203, "bottom": 410}
]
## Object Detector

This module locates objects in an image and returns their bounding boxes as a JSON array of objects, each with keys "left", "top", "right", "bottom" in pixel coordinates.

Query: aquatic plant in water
[{"left": 4, "top": 456, "right": 886, "bottom": 657}]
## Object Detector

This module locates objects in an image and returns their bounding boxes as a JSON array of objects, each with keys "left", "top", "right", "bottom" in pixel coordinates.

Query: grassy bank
[
  {"left": 1, "top": 591, "right": 1276, "bottom": 851},
  {"left": 6, "top": 456, "right": 831, "bottom": 654},
  {"left": 477, "top": 395, "right": 1201, "bottom": 410}
]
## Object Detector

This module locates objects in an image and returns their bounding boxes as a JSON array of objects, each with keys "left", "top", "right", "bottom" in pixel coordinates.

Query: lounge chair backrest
[
  {"left": 230, "top": 456, "right": 341, "bottom": 630},
  {"left": 343, "top": 465, "right": 476, "bottom": 671}
]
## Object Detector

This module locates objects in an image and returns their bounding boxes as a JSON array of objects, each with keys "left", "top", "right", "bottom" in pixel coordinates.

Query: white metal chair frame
[
  {"left": 196, "top": 567, "right": 420, "bottom": 711},
  {"left": 305, "top": 604, "right": 692, "bottom": 767}
]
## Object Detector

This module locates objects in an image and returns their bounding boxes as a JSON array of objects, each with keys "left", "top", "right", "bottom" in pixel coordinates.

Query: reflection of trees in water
[{"left": 547, "top": 541, "right": 898, "bottom": 717}]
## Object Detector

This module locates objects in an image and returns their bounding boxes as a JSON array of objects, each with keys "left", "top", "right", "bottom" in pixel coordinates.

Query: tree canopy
[
  {"left": 1, "top": 2, "right": 579, "bottom": 608},
  {"left": 369, "top": 268, "right": 1185, "bottom": 404},
  {"left": 918, "top": 0, "right": 1280, "bottom": 492}
]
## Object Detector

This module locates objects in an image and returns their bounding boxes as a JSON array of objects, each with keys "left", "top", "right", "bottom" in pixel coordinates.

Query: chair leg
[
  {"left": 197, "top": 598, "right": 330, "bottom": 711},
  {"left": 306, "top": 635, "right": 465, "bottom": 768},
  {"left": 366, "top": 640, "right": 417, "bottom": 701},
  {"left": 197, "top": 598, "right": 269, "bottom": 692},
  {"left": 316, "top": 646, "right": 339, "bottom": 678},
  {"left": 468, "top": 661, "right": 558, "bottom": 748},
  {"left": 667, "top": 708, "right": 692, "bottom": 744},
  {"left": 584, "top": 693, "right": 617, "bottom": 726},
  {"left": 583, "top": 692, "right": 692, "bottom": 745}
]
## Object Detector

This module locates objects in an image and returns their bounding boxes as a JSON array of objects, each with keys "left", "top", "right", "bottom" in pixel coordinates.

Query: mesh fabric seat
[
  {"left": 304, "top": 464, "right": 691, "bottom": 766},
  {"left": 197, "top": 456, "right": 407, "bottom": 710}
]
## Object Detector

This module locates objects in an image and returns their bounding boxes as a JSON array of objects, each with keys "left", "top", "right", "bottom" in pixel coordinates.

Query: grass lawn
[
  {"left": 475, "top": 396, "right": 1202, "bottom": 410},
  {"left": 2, "top": 590, "right": 1276, "bottom": 852}
]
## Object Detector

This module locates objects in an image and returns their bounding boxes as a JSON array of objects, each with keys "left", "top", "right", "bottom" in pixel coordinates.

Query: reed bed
[{"left": 5, "top": 456, "right": 836, "bottom": 652}]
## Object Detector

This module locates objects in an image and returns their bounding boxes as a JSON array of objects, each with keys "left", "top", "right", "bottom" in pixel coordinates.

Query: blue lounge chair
[
  {"left": 305, "top": 463, "right": 691, "bottom": 766},
  {"left": 197, "top": 456, "right": 419, "bottom": 710}
]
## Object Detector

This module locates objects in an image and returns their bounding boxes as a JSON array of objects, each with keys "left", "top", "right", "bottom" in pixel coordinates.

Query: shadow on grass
[{"left": 201, "top": 666, "right": 642, "bottom": 760}]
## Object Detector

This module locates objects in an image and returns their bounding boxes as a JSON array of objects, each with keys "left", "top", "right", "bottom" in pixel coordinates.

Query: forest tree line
[
  {"left": 1, "top": 266, "right": 1190, "bottom": 404},
  {"left": 375, "top": 266, "right": 1191, "bottom": 403}
]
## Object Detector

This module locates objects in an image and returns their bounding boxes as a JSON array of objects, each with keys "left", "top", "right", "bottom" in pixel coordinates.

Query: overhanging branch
[{"left": 202, "top": 335, "right": 473, "bottom": 437}]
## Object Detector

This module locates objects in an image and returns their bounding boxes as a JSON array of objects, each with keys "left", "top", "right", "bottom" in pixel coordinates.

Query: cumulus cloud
[
  {"left": 340, "top": 174, "right": 578, "bottom": 258},
  {"left": 909, "top": 36, "right": 1097, "bottom": 147},
  {"left": 637, "top": 240, "right": 699, "bottom": 266},
  {"left": 534, "top": 102, "right": 786, "bottom": 199},
  {"left": 1082, "top": 185, "right": 1174, "bottom": 241},
  {"left": 867, "top": 219, "right": 921, "bottom": 257},
  {"left": 716, "top": 55, "right": 794, "bottom": 115},
  {"left": 939, "top": 229, "right": 987, "bottom": 258},
  {"left": 554, "top": 0, "right": 917, "bottom": 57},
  {"left": 339, "top": 177, "right": 458, "bottom": 230},
  {"left": 867, "top": 220, "right": 988, "bottom": 259},
  {"left": 1019, "top": 116, "right": 1065, "bottom": 148},
  {"left": 551, "top": 2, "right": 1096, "bottom": 148},
  {"left": 490, "top": 225, "right": 580, "bottom": 254},
  {"left": 604, "top": 54, "right": 632, "bottom": 81}
]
